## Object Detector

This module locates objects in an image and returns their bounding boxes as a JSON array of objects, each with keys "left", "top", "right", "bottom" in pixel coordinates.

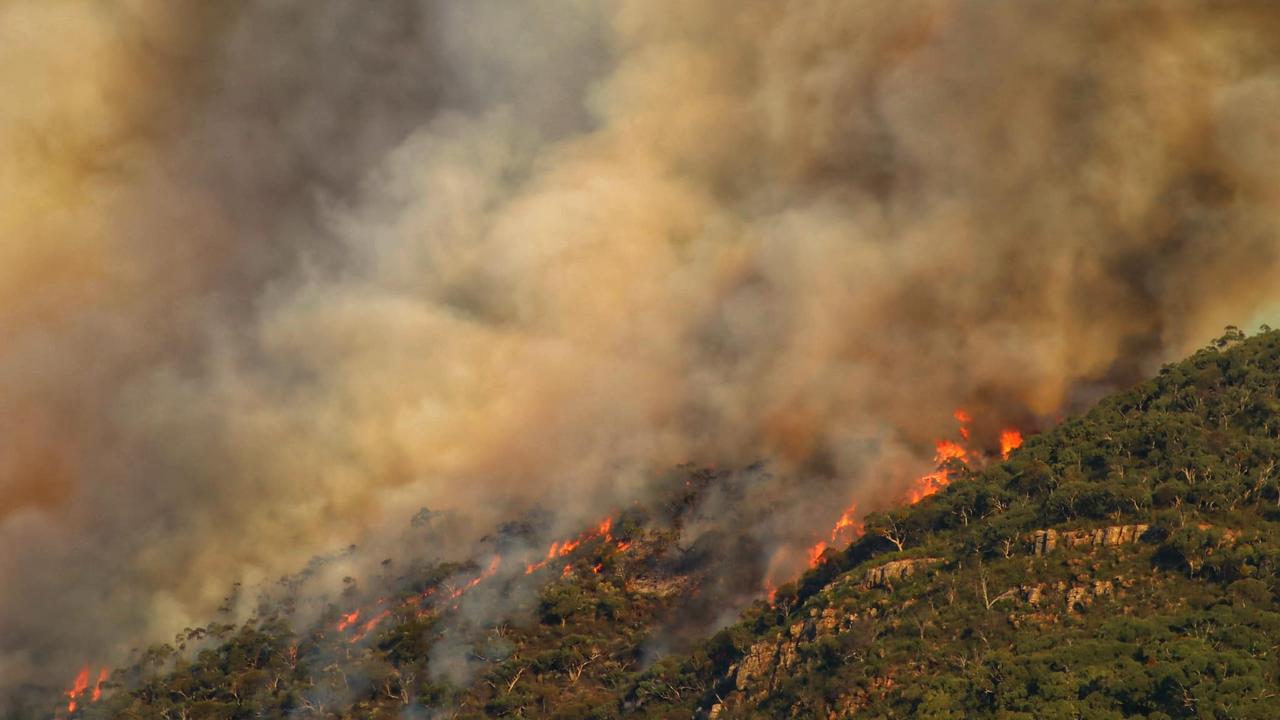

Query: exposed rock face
[
  {"left": 1020, "top": 577, "right": 1121, "bottom": 615},
  {"left": 733, "top": 622, "right": 805, "bottom": 698},
  {"left": 720, "top": 527, "right": 1173, "bottom": 716},
  {"left": 1028, "top": 524, "right": 1149, "bottom": 556},
  {"left": 862, "top": 558, "right": 943, "bottom": 588},
  {"left": 1064, "top": 585, "right": 1091, "bottom": 613},
  {"left": 816, "top": 606, "right": 840, "bottom": 634},
  {"left": 720, "top": 605, "right": 869, "bottom": 716}
]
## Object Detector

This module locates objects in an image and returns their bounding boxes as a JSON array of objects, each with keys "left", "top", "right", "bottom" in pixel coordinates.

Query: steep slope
[
  {"left": 630, "top": 328, "right": 1280, "bottom": 719},
  {"left": 27, "top": 328, "right": 1280, "bottom": 720}
]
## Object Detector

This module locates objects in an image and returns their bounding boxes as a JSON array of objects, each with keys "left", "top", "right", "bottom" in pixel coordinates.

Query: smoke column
[{"left": 3, "top": 0, "right": 1280, "bottom": 696}]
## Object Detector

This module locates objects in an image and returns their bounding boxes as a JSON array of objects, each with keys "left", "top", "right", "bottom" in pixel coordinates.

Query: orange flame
[
  {"left": 1000, "top": 429, "right": 1023, "bottom": 459},
  {"left": 337, "top": 518, "right": 631, "bottom": 638},
  {"left": 336, "top": 609, "right": 360, "bottom": 632},
  {"left": 444, "top": 554, "right": 502, "bottom": 603},
  {"left": 339, "top": 555, "right": 503, "bottom": 641},
  {"left": 830, "top": 503, "right": 863, "bottom": 541},
  {"left": 906, "top": 470, "right": 951, "bottom": 504},
  {"left": 525, "top": 516, "right": 617, "bottom": 574},
  {"left": 806, "top": 541, "right": 828, "bottom": 568},
  {"left": 767, "top": 409, "right": 1027, "bottom": 605},
  {"left": 934, "top": 439, "right": 968, "bottom": 463},
  {"left": 904, "top": 417, "right": 975, "bottom": 503},
  {"left": 954, "top": 409, "right": 971, "bottom": 439},
  {"left": 347, "top": 609, "right": 392, "bottom": 644},
  {"left": 66, "top": 666, "right": 90, "bottom": 713},
  {"left": 63, "top": 665, "right": 110, "bottom": 712},
  {"left": 91, "top": 668, "right": 108, "bottom": 702}
]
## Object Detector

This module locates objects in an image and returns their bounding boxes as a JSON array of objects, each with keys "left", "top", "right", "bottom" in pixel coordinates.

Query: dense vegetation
[
  {"left": 632, "top": 327, "right": 1280, "bottom": 718},
  {"left": 23, "top": 328, "right": 1280, "bottom": 719}
]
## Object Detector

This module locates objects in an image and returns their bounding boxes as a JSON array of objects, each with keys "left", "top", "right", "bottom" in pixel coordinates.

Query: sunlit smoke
[{"left": 4, "top": 0, "right": 1280, "bottom": 701}]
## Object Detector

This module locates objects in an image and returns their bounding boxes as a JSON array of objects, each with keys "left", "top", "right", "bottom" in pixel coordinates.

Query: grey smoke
[{"left": 2, "top": 0, "right": 1280, "bottom": 700}]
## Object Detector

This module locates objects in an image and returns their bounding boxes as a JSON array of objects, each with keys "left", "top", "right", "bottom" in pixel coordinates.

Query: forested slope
[
  {"left": 32, "top": 329, "right": 1280, "bottom": 719},
  {"left": 633, "top": 327, "right": 1280, "bottom": 718}
]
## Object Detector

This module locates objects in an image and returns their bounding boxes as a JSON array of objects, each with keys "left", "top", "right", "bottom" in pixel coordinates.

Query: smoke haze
[{"left": 3, "top": 0, "right": 1280, "bottom": 696}]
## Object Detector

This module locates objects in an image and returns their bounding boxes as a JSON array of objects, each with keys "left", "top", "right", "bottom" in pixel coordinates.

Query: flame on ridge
[
  {"left": 524, "top": 516, "right": 623, "bottom": 575},
  {"left": 1001, "top": 429, "right": 1024, "bottom": 459},
  {"left": 65, "top": 667, "right": 89, "bottom": 714},
  {"left": 830, "top": 504, "right": 863, "bottom": 541},
  {"left": 63, "top": 665, "right": 109, "bottom": 714},
  {"left": 91, "top": 668, "right": 108, "bottom": 702},
  {"left": 807, "top": 501, "right": 865, "bottom": 569},
  {"left": 444, "top": 555, "right": 503, "bottom": 603},
  {"left": 905, "top": 411, "right": 981, "bottom": 503},
  {"left": 347, "top": 609, "right": 393, "bottom": 644},
  {"left": 333, "top": 514, "right": 635, "bottom": 646},
  {"left": 801, "top": 409, "right": 1024, "bottom": 576},
  {"left": 806, "top": 541, "right": 828, "bottom": 569}
]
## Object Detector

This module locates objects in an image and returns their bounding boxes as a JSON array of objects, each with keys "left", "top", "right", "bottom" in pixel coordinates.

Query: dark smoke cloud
[{"left": 3, "top": 0, "right": 1280, "bottom": 697}]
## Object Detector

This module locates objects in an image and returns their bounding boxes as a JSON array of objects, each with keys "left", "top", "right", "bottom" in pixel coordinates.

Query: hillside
[
  {"left": 31, "top": 328, "right": 1280, "bottom": 719},
  {"left": 631, "top": 326, "right": 1280, "bottom": 719}
]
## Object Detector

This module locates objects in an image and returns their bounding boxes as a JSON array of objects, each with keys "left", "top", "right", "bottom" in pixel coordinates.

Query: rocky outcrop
[
  {"left": 728, "top": 606, "right": 864, "bottom": 698},
  {"left": 732, "top": 622, "right": 805, "bottom": 699},
  {"left": 862, "top": 557, "right": 943, "bottom": 588},
  {"left": 1028, "top": 524, "right": 1149, "bottom": 556},
  {"left": 1065, "top": 580, "right": 1113, "bottom": 612},
  {"left": 1016, "top": 575, "right": 1132, "bottom": 616},
  {"left": 717, "top": 605, "right": 879, "bottom": 717}
]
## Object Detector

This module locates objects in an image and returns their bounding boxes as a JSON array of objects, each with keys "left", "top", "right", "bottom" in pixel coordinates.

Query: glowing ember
[
  {"left": 444, "top": 555, "right": 503, "bottom": 603},
  {"left": 1000, "top": 429, "right": 1024, "bottom": 459},
  {"left": 409, "top": 587, "right": 438, "bottom": 607},
  {"left": 337, "top": 609, "right": 360, "bottom": 632},
  {"left": 338, "top": 555, "right": 503, "bottom": 642},
  {"left": 347, "top": 609, "right": 392, "bottom": 644}
]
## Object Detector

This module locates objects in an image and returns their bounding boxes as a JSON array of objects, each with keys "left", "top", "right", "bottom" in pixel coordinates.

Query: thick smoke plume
[{"left": 3, "top": 0, "right": 1280, "bottom": 697}]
